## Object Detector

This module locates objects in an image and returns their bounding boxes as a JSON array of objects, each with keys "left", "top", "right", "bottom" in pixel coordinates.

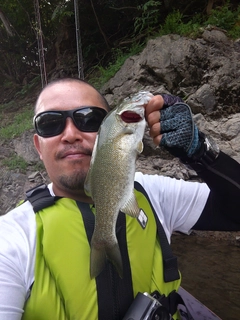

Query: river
[{"left": 171, "top": 233, "right": 240, "bottom": 320}]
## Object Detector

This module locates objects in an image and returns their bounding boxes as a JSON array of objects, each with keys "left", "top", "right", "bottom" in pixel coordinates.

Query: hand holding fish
[
  {"left": 145, "top": 93, "right": 201, "bottom": 159},
  {"left": 85, "top": 91, "right": 201, "bottom": 279}
]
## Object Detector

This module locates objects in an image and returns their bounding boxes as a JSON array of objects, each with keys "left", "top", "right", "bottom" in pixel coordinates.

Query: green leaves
[
  {"left": 0, "top": 106, "right": 33, "bottom": 140},
  {"left": 0, "top": 0, "right": 240, "bottom": 93},
  {"left": 134, "top": 1, "right": 162, "bottom": 34},
  {"left": 204, "top": 2, "right": 240, "bottom": 38}
]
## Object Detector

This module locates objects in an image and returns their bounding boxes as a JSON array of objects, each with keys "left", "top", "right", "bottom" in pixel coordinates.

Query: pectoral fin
[
  {"left": 137, "top": 141, "right": 144, "bottom": 153},
  {"left": 120, "top": 192, "right": 140, "bottom": 218}
]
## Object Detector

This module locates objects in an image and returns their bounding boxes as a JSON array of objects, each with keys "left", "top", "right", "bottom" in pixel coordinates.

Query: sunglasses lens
[
  {"left": 74, "top": 108, "right": 107, "bottom": 132},
  {"left": 35, "top": 112, "right": 65, "bottom": 137},
  {"left": 34, "top": 107, "right": 107, "bottom": 137}
]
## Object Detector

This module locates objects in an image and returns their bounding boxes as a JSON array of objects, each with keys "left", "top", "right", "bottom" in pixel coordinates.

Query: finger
[
  {"left": 149, "top": 122, "right": 160, "bottom": 139},
  {"left": 145, "top": 95, "right": 164, "bottom": 118},
  {"left": 153, "top": 134, "right": 162, "bottom": 146},
  {"left": 160, "top": 118, "right": 180, "bottom": 133},
  {"left": 161, "top": 112, "right": 193, "bottom": 135},
  {"left": 160, "top": 105, "right": 179, "bottom": 122},
  {"left": 148, "top": 128, "right": 162, "bottom": 146},
  {"left": 147, "top": 110, "right": 160, "bottom": 127},
  {"left": 160, "top": 131, "right": 181, "bottom": 148}
]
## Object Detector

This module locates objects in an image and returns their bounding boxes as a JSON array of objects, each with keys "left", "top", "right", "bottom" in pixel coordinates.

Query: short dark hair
[{"left": 34, "top": 77, "right": 110, "bottom": 114}]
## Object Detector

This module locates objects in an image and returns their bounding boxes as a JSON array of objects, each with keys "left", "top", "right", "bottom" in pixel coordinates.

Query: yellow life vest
[{"left": 22, "top": 183, "right": 181, "bottom": 320}]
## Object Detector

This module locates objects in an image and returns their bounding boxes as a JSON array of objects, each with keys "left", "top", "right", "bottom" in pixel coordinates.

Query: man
[{"left": 0, "top": 78, "right": 239, "bottom": 320}]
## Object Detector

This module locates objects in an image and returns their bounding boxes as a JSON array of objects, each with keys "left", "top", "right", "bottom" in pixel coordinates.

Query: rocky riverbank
[{"left": 1, "top": 30, "right": 240, "bottom": 245}]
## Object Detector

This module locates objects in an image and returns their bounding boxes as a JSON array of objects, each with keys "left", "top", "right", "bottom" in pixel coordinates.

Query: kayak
[{"left": 178, "top": 287, "right": 222, "bottom": 320}]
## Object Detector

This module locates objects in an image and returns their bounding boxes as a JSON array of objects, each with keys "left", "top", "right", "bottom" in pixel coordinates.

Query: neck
[{"left": 52, "top": 184, "right": 94, "bottom": 204}]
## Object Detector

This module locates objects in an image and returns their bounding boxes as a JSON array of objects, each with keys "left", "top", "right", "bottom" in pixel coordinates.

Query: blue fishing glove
[{"left": 159, "top": 95, "right": 201, "bottom": 159}]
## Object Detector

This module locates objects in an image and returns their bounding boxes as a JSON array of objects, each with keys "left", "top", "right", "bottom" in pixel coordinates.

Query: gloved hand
[{"left": 159, "top": 95, "right": 201, "bottom": 158}]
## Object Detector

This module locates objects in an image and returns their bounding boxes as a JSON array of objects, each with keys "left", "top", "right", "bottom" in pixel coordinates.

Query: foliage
[
  {"left": 51, "top": 1, "right": 73, "bottom": 22},
  {"left": 33, "top": 161, "right": 45, "bottom": 172},
  {"left": 89, "top": 43, "right": 144, "bottom": 89},
  {"left": 0, "top": 0, "right": 240, "bottom": 99},
  {"left": 159, "top": 10, "right": 203, "bottom": 37},
  {"left": 159, "top": 4, "right": 240, "bottom": 38},
  {"left": 2, "top": 154, "right": 29, "bottom": 172},
  {"left": 0, "top": 106, "right": 33, "bottom": 139},
  {"left": 204, "top": 2, "right": 240, "bottom": 38},
  {"left": 14, "top": 76, "right": 41, "bottom": 98},
  {"left": 134, "top": 0, "right": 162, "bottom": 34},
  {"left": 159, "top": 11, "right": 187, "bottom": 35}
]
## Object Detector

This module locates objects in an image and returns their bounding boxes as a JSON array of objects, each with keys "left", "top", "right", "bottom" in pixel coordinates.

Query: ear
[{"left": 33, "top": 134, "right": 43, "bottom": 160}]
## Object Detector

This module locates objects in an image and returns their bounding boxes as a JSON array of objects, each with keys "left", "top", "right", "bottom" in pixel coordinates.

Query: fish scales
[{"left": 84, "top": 91, "right": 153, "bottom": 278}]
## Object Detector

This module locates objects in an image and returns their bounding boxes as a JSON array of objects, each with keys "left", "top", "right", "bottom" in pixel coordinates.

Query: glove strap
[{"left": 182, "top": 132, "right": 220, "bottom": 171}]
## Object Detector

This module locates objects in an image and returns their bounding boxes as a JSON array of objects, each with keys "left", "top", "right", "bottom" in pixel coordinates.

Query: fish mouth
[{"left": 120, "top": 111, "right": 143, "bottom": 123}]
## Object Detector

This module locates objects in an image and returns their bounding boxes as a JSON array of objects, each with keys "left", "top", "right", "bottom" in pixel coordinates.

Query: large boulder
[{"left": 101, "top": 30, "right": 240, "bottom": 116}]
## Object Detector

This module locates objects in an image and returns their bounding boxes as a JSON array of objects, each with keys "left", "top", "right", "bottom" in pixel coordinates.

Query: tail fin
[
  {"left": 106, "top": 244, "right": 123, "bottom": 278},
  {"left": 90, "top": 243, "right": 123, "bottom": 279},
  {"left": 90, "top": 246, "right": 106, "bottom": 279}
]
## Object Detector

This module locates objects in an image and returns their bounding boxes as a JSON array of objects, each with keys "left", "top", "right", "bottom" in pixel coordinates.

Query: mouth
[
  {"left": 65, "top": 152, "right": 86, "bottom": 158},
  {"left": 61, "top": 152, "right": 88, "bottom": 161},
  {"left": 58, "top": 148, "right": 92, "bottom": 160},
  {"left": 120, "top": 111, "right": 143, "bottom": 123}
]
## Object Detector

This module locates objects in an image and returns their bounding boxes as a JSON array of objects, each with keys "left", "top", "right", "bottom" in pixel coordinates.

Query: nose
[{"left": 60, "top": 117, "right": 84, "bottom": 143}]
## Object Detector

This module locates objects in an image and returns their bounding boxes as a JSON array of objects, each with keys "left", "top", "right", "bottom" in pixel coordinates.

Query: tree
[
  {"left": 0, "top": 8, "right": 14, "bottom": 36},
  {"left": 0, "top": 0, "right": 239, "bottom": 92}
]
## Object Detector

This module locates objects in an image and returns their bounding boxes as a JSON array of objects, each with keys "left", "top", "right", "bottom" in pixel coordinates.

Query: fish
[{"left": 84, "top": 91, "right": 153, "bottom": 279}]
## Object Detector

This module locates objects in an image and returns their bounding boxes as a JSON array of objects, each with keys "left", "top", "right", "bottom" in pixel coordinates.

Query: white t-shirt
[{"left": 0, "top": 172, "right": 209, "bottom": 320}]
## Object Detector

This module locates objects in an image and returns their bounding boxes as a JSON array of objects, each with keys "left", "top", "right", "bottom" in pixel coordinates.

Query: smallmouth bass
[{"left": 84, "top": 91, "right": 153, "bottom": 278}]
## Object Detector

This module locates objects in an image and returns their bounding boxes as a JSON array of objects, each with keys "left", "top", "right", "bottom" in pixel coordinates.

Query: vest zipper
[{"left": 110, "top": 263, "right": 120, "bottom": 320}]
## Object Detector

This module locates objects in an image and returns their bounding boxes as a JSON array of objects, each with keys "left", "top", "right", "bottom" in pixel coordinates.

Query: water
[{"left": 171, "top": 234, "right": 240, "bottom": 320}]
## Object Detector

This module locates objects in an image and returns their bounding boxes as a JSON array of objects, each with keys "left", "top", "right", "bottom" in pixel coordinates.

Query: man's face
[{"left": 34, "top": 81, "right": 108, "bottom": 199}]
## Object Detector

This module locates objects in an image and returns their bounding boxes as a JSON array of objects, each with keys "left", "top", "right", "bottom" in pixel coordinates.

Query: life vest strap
[
  {"left": 77, "top": 201, "right": 134, "bottom": 320},
  {"left": 26, "top": 184, "right": 61, "bottom": 213},
  {"left": 134, "top": 181, "right": 180, "bottom": 283}
]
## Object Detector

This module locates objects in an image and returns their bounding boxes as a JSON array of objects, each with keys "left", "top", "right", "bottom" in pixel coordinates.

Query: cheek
[
  {"left": 38, "top": 139, "right": 56, "bottom": 161},
  {"left": 85, "top": 132, "right": 98, "bottom": 147}
]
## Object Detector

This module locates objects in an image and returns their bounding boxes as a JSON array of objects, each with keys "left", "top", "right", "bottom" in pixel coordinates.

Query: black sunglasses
[{"left": 34, "top": 106, "right": 107, "bottom": 138}]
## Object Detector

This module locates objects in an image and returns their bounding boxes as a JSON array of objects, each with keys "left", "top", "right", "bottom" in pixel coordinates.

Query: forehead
[{"left": 35, "top": 81, "right": 104, "bottom": 114}]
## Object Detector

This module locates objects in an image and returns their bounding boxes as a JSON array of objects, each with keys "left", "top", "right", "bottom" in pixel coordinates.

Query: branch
[
  {"left": 15, "top": 0, "right": 35, "bottom": 37},
  {"left": 0, "top": 8, "right": 14, "bottom": 36},
  {"left": 206, "top": 0, "right": 215, "bottom": 15},
  {"left": 90, "top": 0, "right": 110, "bottom": 49},
  {"left": 118, "top": 31, "right": 149, "bottom": 46},
  {"left": 109, "top": 6, "right": 137, "bottom": 11}
]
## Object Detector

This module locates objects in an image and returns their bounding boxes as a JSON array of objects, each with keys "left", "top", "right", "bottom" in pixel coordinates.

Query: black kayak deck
[{"left": 178, "top": 287, "right": 222, "bottom": 320}]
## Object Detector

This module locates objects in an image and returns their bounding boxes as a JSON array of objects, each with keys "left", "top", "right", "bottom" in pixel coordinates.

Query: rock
[
  {"left": 1, "top": 31, "right": 240, "bottom": 215},
  {"left": 13, "top": 130, "right": 39, "bottom": 163},
  {"left": 187, "top": 84, "right": 216, "bottom": 114},
  {"left": 101, "top": 31, "right": 240, "bottom": 116}
]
